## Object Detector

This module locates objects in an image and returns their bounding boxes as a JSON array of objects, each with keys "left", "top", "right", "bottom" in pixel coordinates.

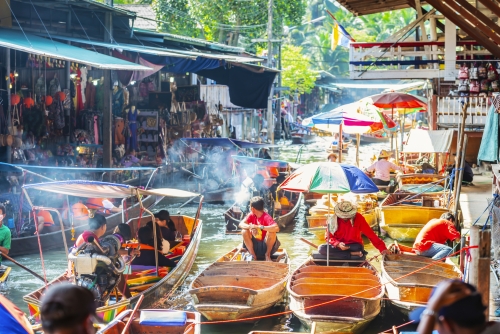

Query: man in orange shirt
[
  {"left": 36, "top": 210, "right": 59, "bottom": 234},
  {"left": 413, "top": 213, "right": 461, "bottom": 260}
]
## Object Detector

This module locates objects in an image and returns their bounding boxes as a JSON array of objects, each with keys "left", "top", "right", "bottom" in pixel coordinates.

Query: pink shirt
[{"left": 366, "top": 159, "right": 401, "bottom": 181}]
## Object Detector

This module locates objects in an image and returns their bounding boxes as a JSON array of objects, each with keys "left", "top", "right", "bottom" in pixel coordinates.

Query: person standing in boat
[
  {"left": 365, "top": 150, "right": 403, "bottom": 186},
  {"left": 321, "top": 201, "right": 387, "bottom": 259},
  {"left": 0, "top": 205, "right": 11, "bottom": 266},
  {"left": 413, "top": 213, "right": 460, "bottom": 260},
  {"left": 239, "top": 196, "right": 280, "bottom": 261}
]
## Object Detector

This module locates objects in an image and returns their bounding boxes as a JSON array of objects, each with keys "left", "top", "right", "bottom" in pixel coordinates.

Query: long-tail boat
[
  {"left": 189, "top": 246, "right": 290, "bottom": 321},
  {"left": 381, "top": 253, "right": 462, "bottom": 315},
  {"left": 22, "top": 181, "right": 203, "bottom": 323},
  {"left": 288, "top": 258, "right": 383, "bottom": 334}
]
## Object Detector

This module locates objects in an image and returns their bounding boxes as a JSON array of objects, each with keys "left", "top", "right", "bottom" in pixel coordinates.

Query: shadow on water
[{"left": 3, "top": 139, "right": 419, "bottom": 333}]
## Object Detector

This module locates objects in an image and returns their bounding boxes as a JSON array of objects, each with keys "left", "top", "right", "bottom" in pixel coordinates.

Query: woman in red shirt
[
  {"left": 321, "top": 201, "right": 387, "bottom": 260},
  {"left": 413, "top": 213, "right": 460, "bottom": 260}
]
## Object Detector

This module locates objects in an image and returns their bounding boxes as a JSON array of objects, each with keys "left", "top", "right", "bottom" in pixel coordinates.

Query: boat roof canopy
[
  {"left": 231, "top": 155, "right": 290, "bottom": 168},
  {"left": 181, "top": 138, "right": 276, "bottom": 149},
  {"left": 23, "top": 181, "right": 199, "bottom": 198},
  {"left": 403, "top": 129, "right": 454, "bottom": 153}
]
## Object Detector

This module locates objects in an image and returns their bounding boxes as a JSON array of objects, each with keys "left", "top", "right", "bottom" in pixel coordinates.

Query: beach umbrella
[{"left": 279, "top": 162, "right": 378, "bottom": 265}]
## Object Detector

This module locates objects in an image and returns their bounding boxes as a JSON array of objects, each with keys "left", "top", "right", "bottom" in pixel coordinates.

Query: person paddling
[{"left": 365, "top": 150, "right": 403, "bottom": 186}]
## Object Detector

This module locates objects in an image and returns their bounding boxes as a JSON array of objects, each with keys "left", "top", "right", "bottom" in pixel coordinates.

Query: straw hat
[
  {"left": 378, "top": 150, "right": 392, "bottom": 159},
  {"left": 334, "top": 201, "right": 358, "bottom": 219},
  {"left": 260, "top": 128, "right": 268, "bottom": 133}
]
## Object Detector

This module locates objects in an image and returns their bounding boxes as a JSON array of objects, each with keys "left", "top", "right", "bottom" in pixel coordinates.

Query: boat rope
[
  {"left": 187, "top": 246, "right": 477, "bottom": 326},
  {"left": 31, "top": 209, "right": 48, "bottom": 287},
  {"left": 378, "top": 320, "right": 415, "bottom": 333}
]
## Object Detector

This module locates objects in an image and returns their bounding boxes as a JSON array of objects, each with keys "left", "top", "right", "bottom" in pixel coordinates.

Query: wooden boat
[
  {"left": 9, "top": 195, "right": 157, "bottom": 257},
  {"left": 350, "top": 132, "right": 390, "bottom": 144},
  {"left": 24, "top": 211, "right": 202, "bottom": 322},
  {"left": 225, "top": 192, "right": 303, "bottom": 233},
  {"left": 97, "top": 309, "right": 201, "bottom": 334},
  {"left": 292, "top": 134, "right": 316, "bottom": 145},
  {"left": 379, "top": 193, "right": 452, "bottom": 242},
  {"left": 288, "top": 258, "right": 384, "bottom": 334},
  {"left": 396, "top": 174, "right": 446, "bottom": 193},
  {"left": 0, "top": 265, "right": 11, "bottom": 293},
  {"left": 381, "top": 254, "right": 462, "bottom": 315},
  {"left": 203, "top": 186, "right": 237, "bottom": 203},
  {"left": 306, "top": 211, "right": 377, "bottom": 239},
  {"left": 189, "top": 247, "right": 290, "bottom": 321}
]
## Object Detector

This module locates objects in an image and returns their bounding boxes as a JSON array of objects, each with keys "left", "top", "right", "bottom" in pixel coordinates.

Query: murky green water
[{"left": 2, "top": 138, "right": 418, "bottom": 333}]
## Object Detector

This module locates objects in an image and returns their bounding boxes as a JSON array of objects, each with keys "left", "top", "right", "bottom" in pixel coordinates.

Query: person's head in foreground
[
  {"left": 327, "top": 153, "right": 338, "bottom": 162},
  {"left": 411, "top": 279, "right": 498, "bottom": 334},
  {"left": 334, "top": 201, "right": 357, "bottom": 219},
  {"left": 41, "top": 283, "right": 98, "bottom": 334},
  {"left": 250, "top": 196, "right": 265, "bottom": 214}
]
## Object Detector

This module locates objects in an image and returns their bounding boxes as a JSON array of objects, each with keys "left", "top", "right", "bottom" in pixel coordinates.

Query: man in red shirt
[
  {"left": 74, "top": 214, "right": 107, "bottom": 247},
  {"left": 322, "top": 201, "right": 387, "bottom": 259},
  {"left": 413, "top": 213, "right": 460, "bottom": 260},
  {"left": 239, "top": 196, "right": 280, "bottom": 261}
]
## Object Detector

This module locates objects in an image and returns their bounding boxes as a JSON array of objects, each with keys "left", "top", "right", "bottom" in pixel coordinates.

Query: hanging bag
[
  {"left": 458, "top": 63, "right": 469, "bottom": 79},
  {"left": 480, "top": 79, "right": 490, "bottom": 92},
  {"left": 469, "top": 63, "right": 479, "bottom": 80},
  {"left": 488, "top": 63, "right": 498, "bottom": 81},
  {"left": 458, "top": 79, "right": 469, "bottom": 92},
  {"left": 491, "top": 80, "right": 499, "bottom": 92},
  {"left": 478, "top": 62, "right": 487, "bottom": 79},
  {"left": 469, "top": 80, "right": 480, "bottom": 93}
]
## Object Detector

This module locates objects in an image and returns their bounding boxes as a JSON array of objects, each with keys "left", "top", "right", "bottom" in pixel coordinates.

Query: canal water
[{"left": 2, "top": 137, "right": 418, "bottom": 333}]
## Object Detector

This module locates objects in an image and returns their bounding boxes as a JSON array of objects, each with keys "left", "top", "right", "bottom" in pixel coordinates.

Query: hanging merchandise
[
  {"left": 492, "top": 80, "right": 499, "bottom": 92},
  {"left": 480, "top": 79, "right": 490, "bottom": 92},
  {"left": 10, "top": 94, "right": 20, "bottom": 106},
  {"left": 126, "top": 105, "right": 139, "bottom": 151},
  {"left": 458, "top": 79, "right": 469, "bottom": 92},
  {"left": 48, "top": 93, "right": 65, "bottom": 131},
  {"left": 80, "top": 66, "right": 88, "bottom": 106},
  {"left": 49, "top": 73, "right": 61, "bottom": 97},
  {"left": 469, "top": 80, "right": 480, "bottom": 94},
  {"left": 45, "top": 95, "right": 53, "bottom": 107},
  {"left": 488, "top": 64, "right": 498, "bottom": 81},
  {"left": 34, "top": 74, "right": 46, "bottom": 103},
  {"left": 469, "top": 63, "right": 479, "bottom": 80},
  {"left": 84, "top": 77, "right": 96, "bottom": 110},
  {"left": 112, "top": 82, "right": 124, "bottom": 117},
  {"left": 24, "top": 97, "right": 35, "bottom": 109},
  {"left": 458, "top": 63, "right": 469, "bottom": 79}
]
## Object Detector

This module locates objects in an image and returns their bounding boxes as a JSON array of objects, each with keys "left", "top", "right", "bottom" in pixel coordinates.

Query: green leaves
[{"left": 281, "top": 44, "right": 317, "bottom": 95}]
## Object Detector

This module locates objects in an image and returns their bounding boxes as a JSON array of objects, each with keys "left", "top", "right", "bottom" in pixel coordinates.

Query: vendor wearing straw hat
[
  {"left": 365, "top": 150, "right": 403, "bottom": 186},
  {"left": 319, "top": 201, "right": 387, "bottom": 259}
]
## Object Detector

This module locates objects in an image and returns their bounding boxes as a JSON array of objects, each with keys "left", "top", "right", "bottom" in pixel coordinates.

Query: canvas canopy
[
  {"left": 231, "top": 156, "right": 290, "bottom": 168},
  {"left": 23, "top": 181, "right": 199, "bottom": 199},
  {"left": 403, "top": 129, "right": 454, "bottom": 153}
]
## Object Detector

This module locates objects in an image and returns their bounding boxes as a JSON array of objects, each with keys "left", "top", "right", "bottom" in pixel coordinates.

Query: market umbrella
[{"left": 279, "top": 162, "right": 378, "bottom": 265}]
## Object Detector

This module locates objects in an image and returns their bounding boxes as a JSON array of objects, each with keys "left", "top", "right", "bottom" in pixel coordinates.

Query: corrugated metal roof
[{"left": 115, "top": 4, "right": 157, "bottom": 30}]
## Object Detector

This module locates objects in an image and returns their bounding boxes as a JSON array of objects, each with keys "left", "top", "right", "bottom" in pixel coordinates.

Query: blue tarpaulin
[
  {"left": 478, "top": 105, "right": 499, "bottom": 163},
  {"left": 141, "top": 54, "right": 222, "bottom": 74}
]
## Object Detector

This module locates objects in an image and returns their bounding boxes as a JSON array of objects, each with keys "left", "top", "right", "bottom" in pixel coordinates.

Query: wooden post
[
  {"left": 477, "top": 228, "right": 491, "bottom": 318},
  {"left": 454, "top": 134, "right": 467, "bottom": 221},
  {"left": 459, "top": 235, "right": 466, "bottom": 274},
  {"left": 102, "top": 11, "right": 113, "bottom": 168},
  {"left": 468, "top": 226, "right": 479, "bottom": 285},
  {"left": 338, "top": 122, "right": 343, "bottom": 163},
  {"left": 356, "top": 133, "right": 360, "bottom": 167},
  {"left": 5, "top": 48, "right": 11, "bottom": 163},
  {"left": 453, "top": 104, "right": 468, "bottom": 209}
]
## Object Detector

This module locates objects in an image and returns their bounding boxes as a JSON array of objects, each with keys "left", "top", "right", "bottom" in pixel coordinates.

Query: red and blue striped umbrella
[{"left": 279, "top": 162, "right": 378, "bottom": 194}]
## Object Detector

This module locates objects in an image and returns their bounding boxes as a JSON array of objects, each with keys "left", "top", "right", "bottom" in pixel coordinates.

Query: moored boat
[
  {"left": 350, "top": 132, "right": 390, "bottom": 144},
  {"left": 292, "top": 134, "right": 316, "bottom": 145},
  {"left": 97, "top": 309, "right": 201, "bottom": 334},
  {"left": 379, "top": 193, "right": 452, "bottom": 242},
  {"left": 396, "top": 174, "right": 446, "bottom": 194},
  {"left": 189, "top": 247, "right": 290, "bottom": 321},
  {"left": 381, "top": 254, "right": 462, "bottom": 315},
  {"left": 288, "top": 258, "right": 384, "bottom": 334},
  {"left": 0, "top": 265, "right": 11, "bottom": 293}
]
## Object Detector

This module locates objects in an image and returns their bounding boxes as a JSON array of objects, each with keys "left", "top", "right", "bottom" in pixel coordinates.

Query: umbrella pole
[
  {"left": 356, "top": 133, "right": 360, "bottom": 167},
  {"left": 400, "top": 117, "right": 404, "bottom": 154},
  {"left": 339, "top": 122, "right": 343, "bottom": 163},
  {"left": 391, "top": 107, "right": 394, "bottom": 151},
  {"left": 327, "top": 193, "right": 330, "bottom": 267}
]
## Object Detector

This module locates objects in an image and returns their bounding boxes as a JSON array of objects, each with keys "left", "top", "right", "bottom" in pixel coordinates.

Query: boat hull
[
  {"left": 24, "top": 215, "right": 202, "bottom": 323},
  {"left": 288, "top": 259, "right": 383, "bottom": 334},
  {"left": 203, "top": 187, "right": 237, "bottom": 203},
  {"left": 292, "top": 135, "right": 315, "bottom": 145},
  {"left": 189, "top": 248, "right": 290, "bottom": 321},
  {"left": 9, "top": 195, "right": 156, "bottom": 257},
  {"left": 381, "top": 254, "right": 462, "bottom": 315}
]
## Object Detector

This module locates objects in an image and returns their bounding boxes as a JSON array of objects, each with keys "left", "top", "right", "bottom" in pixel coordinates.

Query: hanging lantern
[
  {"left": 10, "top": 94, "right": 20, "bottom": 106},
  {"left": 44, "top": 95, "right": 53, "bottom": 106},
  {"left": 56, "top": 91, "right": 66, "bottom": 101},
  {"left": 24, "top": 97, "right": 35, "bottom": 108}
]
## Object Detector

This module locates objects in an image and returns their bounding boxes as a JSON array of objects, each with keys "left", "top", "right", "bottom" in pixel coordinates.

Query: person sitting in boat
[
  {"left": 365, "top": 150, "right": 403, "bottom": 186},
  {"left": 0, "top": 205, "right": 11, "bottom": 266},
  {"left": 258, "top": 148, "right": 272, "bottom": 160},
  {"left": 410, "top": 279, "right": 500, "bottom": 334},
  {"left": 120, "top": 148, "right": 141, "bottom": 167},
  {"left": 259, "top": 128, "right": 268, "bottom": 143},
  {"left": 327, "top": 152, "right": 338, "bottom": 163},
  {"left": 86, "top": 198, "right": 121, "bottom": 214},
  {"left": 36, "top": 209, "right": 59, "bottom": 234},
  {"left": 70, "top": 200, "right": 90, "bottom": 223},
  {"left": 74, "top": 214, "right": 107, "bottom": 247},
  {"left": 131, "top": 226, "right": 177, "bottom": 267},
  {"left": 331, "top": 133, "right": 340, "bottom": 146},
  {"left": 269, "top": 175, "right": 287, "bottom": 202},
  {"left": 320, "top": 201, "right": 387, "bottom": 259},
  {"left": 40, "top": 283, "right": 98, "bottom": 334},
  {"left": 413, "top": 213, "right": 460, "bottom": 260},
  {"left": 239, "top": 196, "right": 280, "bottom": 261}
]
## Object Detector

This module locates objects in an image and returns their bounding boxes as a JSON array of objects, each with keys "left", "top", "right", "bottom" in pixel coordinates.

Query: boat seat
[
  {"left": 298, "top": 265, "right": 373, "bottom": 274},
  {"left": 293, "top": 271, "right": 377, "bottom": 281},
  {"left": 311, "top": 251, "right": 366, "bottom": 262},
  {"left": 293, "top": 277, "right": 379, "bottom": 286},
  {"left": 291, "top": 283, "right": 381, "bottom": 298},
  {"left": 192, "top": 276, "right": 279, "bottom": 290}
]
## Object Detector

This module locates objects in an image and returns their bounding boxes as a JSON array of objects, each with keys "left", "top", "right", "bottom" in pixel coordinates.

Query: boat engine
[{"left": 68, "top": 234, "right": 126, "bottom": 305}]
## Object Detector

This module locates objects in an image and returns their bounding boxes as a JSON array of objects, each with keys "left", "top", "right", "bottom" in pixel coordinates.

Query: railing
[{"left": 435, "top": 95, "right": 489, "bottom": 128}]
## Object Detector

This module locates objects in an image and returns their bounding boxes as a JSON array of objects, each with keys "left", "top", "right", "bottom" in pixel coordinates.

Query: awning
[
  {"left": 231, "top": 155, "right": 290, "bottom": 168},
  {"left": 23, "top": 181, "right": 199, "bottom": 198},
  {"left": 0, "top": 28, "right": 150, "bottom": 70},
  {"left": 403, "top": 129, "right": 454, "bottom": 153}
]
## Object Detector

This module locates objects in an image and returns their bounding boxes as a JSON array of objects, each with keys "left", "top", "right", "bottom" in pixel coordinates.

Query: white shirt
[{"left": 366, "top": 159, "right": 402, "bottom": 181}]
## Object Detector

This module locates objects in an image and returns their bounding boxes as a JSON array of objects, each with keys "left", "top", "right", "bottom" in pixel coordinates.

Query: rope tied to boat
[{"left": 182, "top": 246, "right": 479, "bottom": 327}]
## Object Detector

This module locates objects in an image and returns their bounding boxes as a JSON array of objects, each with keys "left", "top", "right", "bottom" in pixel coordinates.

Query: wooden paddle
[
  {"left": 0, "top": 251, "right": 44, "bottom": 282},
  {"left": 121, "top": 294, "right": 144, "bottom": 334},
  {"left": 300, "top": 238, "right": 319, "bottom": 249},
  {"left": 230, "top": 248, "right": 243, "bottom": 261}
]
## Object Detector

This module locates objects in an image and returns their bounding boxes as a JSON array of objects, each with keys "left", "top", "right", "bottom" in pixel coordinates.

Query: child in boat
[
  {"left": 239, "top": 196, "right": 280, "bottom": 261},
  {"left": 320, "top": 201, "right": 387, "bottom": 260},
  {"left": 131, "top": 226, "right": 177, "bottom": 267}
]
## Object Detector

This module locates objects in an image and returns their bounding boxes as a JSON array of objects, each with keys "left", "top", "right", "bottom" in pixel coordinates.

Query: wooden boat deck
[
  {"left": 382, "top": 254, "right": 462, "bottom": 314},
  {"left": 189, "top": 247, "right": 291, "bottom": 321},
  {"left": 288, "top": 259, "right": 383, "bottom": 334}
]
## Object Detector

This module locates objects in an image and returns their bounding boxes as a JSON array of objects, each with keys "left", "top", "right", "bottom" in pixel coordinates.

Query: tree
[{"left": 281, "top": 44, "right": 317, "bottom": 95}]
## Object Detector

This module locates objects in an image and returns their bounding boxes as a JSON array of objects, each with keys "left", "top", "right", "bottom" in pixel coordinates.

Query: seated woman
[{"left": 131, "top": 226, "right": 177, "bottom": 267}]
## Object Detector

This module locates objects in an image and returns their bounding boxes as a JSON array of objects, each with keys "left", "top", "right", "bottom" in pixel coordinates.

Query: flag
[
  {"left": 331, "top": 21, "right": 352, "bottom": 50},
  {"left": 376, "top": 110, "right": 398, "bottom": 132}
]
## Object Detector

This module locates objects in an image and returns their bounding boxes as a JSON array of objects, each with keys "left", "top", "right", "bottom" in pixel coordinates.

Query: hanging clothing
[
  {"left": 75, "top": 71, "right": 84, "bottom": 113},
  {"left": 84, "top": 81, "right": 96, "bottom": 110},
  {"left": 126, "top": 107, "right": 139, "bottom": 151},
  {"left": 112, "top": 88, "right": 124, "bottom": 118},
  {"left": 80, "top": 67, "right": 88, "bottom": 106}
]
